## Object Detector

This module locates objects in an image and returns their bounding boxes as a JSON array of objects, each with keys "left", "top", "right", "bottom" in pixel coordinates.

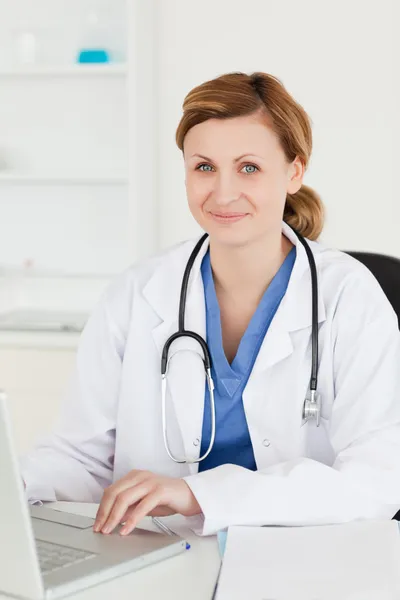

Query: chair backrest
[
  {"left": 345, "top": 251, "right": 400, "bottom": 327},
  {"left": 345, "top": 251, "right": 400, "bottom": 522}
]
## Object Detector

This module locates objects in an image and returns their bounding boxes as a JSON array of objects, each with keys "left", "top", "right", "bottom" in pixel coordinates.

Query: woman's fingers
[
  {"left": 120, "top": 490, "right": 162, "bottom": 535},
  {"left": 101, "top": 482, "right": 152, "bottom": 534},
  {"left": 119, "top": 505, "right": 139, "bottom": 524},
  {"left": 118, "top": 502, "right": 174, "bottom": 528},
  {"left": 93, "top": 471, "right": 188, "bottom": 535},
  {"left": 94, "top": 471, "right": 150, "bottom": 532},
  {"left": 94, "top": 480, "right": 131, "bottom": 531}
]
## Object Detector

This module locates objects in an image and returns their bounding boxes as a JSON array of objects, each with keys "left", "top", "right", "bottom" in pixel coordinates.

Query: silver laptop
[{"left": 0, "top": 391, "right": 187, "bottom": 599}]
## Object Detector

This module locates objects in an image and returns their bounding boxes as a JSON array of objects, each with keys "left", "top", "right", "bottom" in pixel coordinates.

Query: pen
[
  {"left": 211, "top": 562, "right": 222, "bottom": 600},
  {"left": 151, "top": 517, "right": 191, "bottom": 550}
]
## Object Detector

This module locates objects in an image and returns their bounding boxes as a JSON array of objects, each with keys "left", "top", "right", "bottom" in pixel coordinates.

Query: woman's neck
[{"left": 209, "top": 232, "right": 294, "bottom": 302}]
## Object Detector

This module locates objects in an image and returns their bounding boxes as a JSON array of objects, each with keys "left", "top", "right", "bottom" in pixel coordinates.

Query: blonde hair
[{"left": 176, "top": 72, "right": 324, "bottom": 240}]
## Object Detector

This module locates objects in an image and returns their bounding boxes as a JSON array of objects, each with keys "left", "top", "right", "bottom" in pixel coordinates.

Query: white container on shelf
[{"left": 15, "top": 31, "right": 37, "bottom": 65}]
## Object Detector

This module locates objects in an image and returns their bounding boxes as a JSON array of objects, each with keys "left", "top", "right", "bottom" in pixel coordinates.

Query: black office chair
[
  {"left": 345, "top": 251, "right": 400, "bottom": 327},
  {"left": 345, "top": 251, "right": 400, "bottom": 521}
]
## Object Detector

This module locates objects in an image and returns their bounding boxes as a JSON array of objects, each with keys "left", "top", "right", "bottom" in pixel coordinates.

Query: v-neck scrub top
[{"left": 198, "top": 247, "right": 296, "bottom": 472}]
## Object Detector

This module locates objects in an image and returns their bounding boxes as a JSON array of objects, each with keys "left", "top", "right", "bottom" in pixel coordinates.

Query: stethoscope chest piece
[{"left": 303, "top": 390, "right": 322, "bottom": 426}]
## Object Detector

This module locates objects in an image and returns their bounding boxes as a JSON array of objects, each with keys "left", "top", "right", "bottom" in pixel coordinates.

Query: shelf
[
  {"left": 0, "top": 174, "right": 128, "bottom": 185},
  {"left": 0, "top": 64, "right": 127, "bottom": 78},
  {"left": 0, "top": 329, "right": 81, "bottom": 350}
]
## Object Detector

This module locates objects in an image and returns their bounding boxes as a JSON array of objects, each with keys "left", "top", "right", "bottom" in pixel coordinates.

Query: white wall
[
  {"left": 155, "top": 0, "right": 400, "bottom": 256},
  {"left": 127, "top": 0, "right": 159, "bottom": 262}
]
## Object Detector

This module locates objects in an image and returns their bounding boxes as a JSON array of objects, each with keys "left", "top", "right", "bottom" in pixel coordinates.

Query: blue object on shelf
[{"left": 77, "top": 49, "right": 110, "bottom": 64}]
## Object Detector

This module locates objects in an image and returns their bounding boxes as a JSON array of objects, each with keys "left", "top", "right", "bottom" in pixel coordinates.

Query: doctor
[{"left": 22, "top": 71, "right": 400, "bottom": 537}]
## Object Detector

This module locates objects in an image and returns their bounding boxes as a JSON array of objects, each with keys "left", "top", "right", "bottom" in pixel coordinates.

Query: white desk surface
[{"left": 0, "top": 502, "right": 221, "bottom": 600}]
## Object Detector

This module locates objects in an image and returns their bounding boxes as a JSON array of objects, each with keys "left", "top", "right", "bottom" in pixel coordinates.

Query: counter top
[{"left": 0, "top": 329, "right": 81, "bottom": 350}]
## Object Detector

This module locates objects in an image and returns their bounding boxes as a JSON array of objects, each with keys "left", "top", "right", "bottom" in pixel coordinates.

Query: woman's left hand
[{"left": 93, "top": 470, "right": 201, "bottom": 535}]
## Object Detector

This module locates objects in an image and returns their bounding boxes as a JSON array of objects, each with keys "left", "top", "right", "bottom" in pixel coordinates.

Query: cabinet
[{"left": 1, "top": 347, "right": 76, "bottom": 453}]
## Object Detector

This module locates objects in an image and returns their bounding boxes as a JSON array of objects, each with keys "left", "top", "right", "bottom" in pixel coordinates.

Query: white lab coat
[{"left": 21, "top": 223, "right": 400, "bottom": 536}]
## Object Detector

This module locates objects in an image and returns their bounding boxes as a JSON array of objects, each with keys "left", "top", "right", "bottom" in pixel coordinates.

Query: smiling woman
[
  {"left": 20, "top": 71, "right": 400, "bottom": 538},
  {"left": 176, "top": 72, "right": 324, "bottom": 244}
]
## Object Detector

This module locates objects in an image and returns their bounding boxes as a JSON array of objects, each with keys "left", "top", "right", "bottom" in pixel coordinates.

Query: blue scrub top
[{"left": 198, "top": 246, "right": 296, "bottom": 472}]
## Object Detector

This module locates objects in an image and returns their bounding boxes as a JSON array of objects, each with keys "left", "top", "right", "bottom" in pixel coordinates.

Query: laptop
[{"left": 0, "top": 391, "right": 187, "bottom": 599}]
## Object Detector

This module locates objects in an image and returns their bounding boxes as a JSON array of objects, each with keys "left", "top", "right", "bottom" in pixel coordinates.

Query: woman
[{"left": 21, "top": 72, "right": 400, "bottom": 537}]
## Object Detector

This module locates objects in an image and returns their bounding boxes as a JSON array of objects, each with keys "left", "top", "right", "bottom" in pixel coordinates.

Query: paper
[{"left": 216, "top": 520, "right": 400, "bottom": 600}]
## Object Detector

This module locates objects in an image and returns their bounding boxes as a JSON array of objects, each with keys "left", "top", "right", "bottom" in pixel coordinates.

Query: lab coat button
[
  {"left": 193, "top": 438, "right": 200, "bottom": 447},
  {"left": 262, "top": 439, "right": 271, "bottom": 447}
]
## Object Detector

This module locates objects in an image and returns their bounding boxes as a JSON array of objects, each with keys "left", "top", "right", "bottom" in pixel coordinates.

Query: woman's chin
[{"left": 207, "top": 223, "right": 253, "bottom": 247}]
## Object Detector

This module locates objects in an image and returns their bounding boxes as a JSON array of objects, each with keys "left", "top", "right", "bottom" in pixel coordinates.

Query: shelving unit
[
  {"left": 0, "top": 64, "right": 127, "bottom": 77},
  {"left": 0, "top": 0, "right": 159, "bottom": 341},
  {"left": 0, "top": 0, "right": 131, "bottom": 334},
  {"left": 0, "top": 174, "right": 128, "bottom": 185}
]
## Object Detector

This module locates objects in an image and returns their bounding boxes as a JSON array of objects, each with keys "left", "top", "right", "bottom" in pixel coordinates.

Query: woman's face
[{"left": 183, "top": 114, "right": 304, "bottom": 247}]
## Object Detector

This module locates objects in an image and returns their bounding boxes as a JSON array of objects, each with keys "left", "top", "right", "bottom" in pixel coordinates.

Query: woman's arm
[
  {"left": 20, "top": 273, "right": 131, "bottom": 504},
  {"left": 184, "top": 272, "right": 400, "bottom": 536}
]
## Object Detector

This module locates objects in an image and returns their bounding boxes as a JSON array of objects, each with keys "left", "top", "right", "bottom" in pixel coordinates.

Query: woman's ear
[{"left": 287, "top": 157, "right": 304, "bottom": 195}]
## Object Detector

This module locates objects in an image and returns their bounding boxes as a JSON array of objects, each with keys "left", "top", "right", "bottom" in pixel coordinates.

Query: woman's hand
[{"left": 93, "top": 470, "right": 201, "bottom": 535}]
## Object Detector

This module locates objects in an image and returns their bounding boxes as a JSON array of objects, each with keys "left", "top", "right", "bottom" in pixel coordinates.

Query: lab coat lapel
[
  {"left": 143, "top": 237, "right": 210, "bottom": 474},
  {"left": 251, "top": 223, "right": 326, "bottom": 375},
  {"left": 244, "top": 225, "right": 327, "bottom": 465}
]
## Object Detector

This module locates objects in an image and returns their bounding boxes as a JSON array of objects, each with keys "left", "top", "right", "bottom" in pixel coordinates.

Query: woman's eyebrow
[{"left": 190, "top": 153, "right": 264, "bottom": 163}]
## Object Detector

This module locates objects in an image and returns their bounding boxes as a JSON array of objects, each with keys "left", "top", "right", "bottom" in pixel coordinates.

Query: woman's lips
[{"left": 209, "top": 212, "right": 248, "bottom": 223}]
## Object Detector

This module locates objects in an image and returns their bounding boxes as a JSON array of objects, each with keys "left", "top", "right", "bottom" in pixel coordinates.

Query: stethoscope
[{"left": 161, "top": 225, "right": 321, "bottom": 464}]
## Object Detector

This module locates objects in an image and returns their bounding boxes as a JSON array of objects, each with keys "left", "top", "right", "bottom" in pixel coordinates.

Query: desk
[{"left": 0, "top": 502, "right": 221, "bottom": 600}]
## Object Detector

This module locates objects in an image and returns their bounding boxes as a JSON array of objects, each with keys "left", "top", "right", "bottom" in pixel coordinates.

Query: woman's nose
[{"left": 212, "top": 174, "right": 241, "bottom": 205}]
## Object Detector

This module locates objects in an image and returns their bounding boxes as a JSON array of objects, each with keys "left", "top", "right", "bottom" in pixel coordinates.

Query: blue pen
[
  {"left": 151, "top": 517, "right": 191, "bottom": 550},
  {"left": 211, "top": 562, "right": 222, "bottom": 600}
]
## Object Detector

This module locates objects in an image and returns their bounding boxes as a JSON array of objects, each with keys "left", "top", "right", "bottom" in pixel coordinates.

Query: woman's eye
[
  {"left": 241, "top": 164, "right": 258, "bottom": 174},
  {"left": 196, "top": 163, "right": 258, "bottom": 174},
  {"left": 197, "top": 164, "right": 214, "bottom": 172}
]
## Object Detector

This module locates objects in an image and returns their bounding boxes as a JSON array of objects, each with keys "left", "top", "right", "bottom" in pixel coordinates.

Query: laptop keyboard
[{"left": 36, "top": 539, "right": 97, "bottom": 574}]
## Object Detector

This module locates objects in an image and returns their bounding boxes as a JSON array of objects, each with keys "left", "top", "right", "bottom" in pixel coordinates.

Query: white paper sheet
[{"left": 216, "top": 520, "right": 400, "bottom": 600}]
